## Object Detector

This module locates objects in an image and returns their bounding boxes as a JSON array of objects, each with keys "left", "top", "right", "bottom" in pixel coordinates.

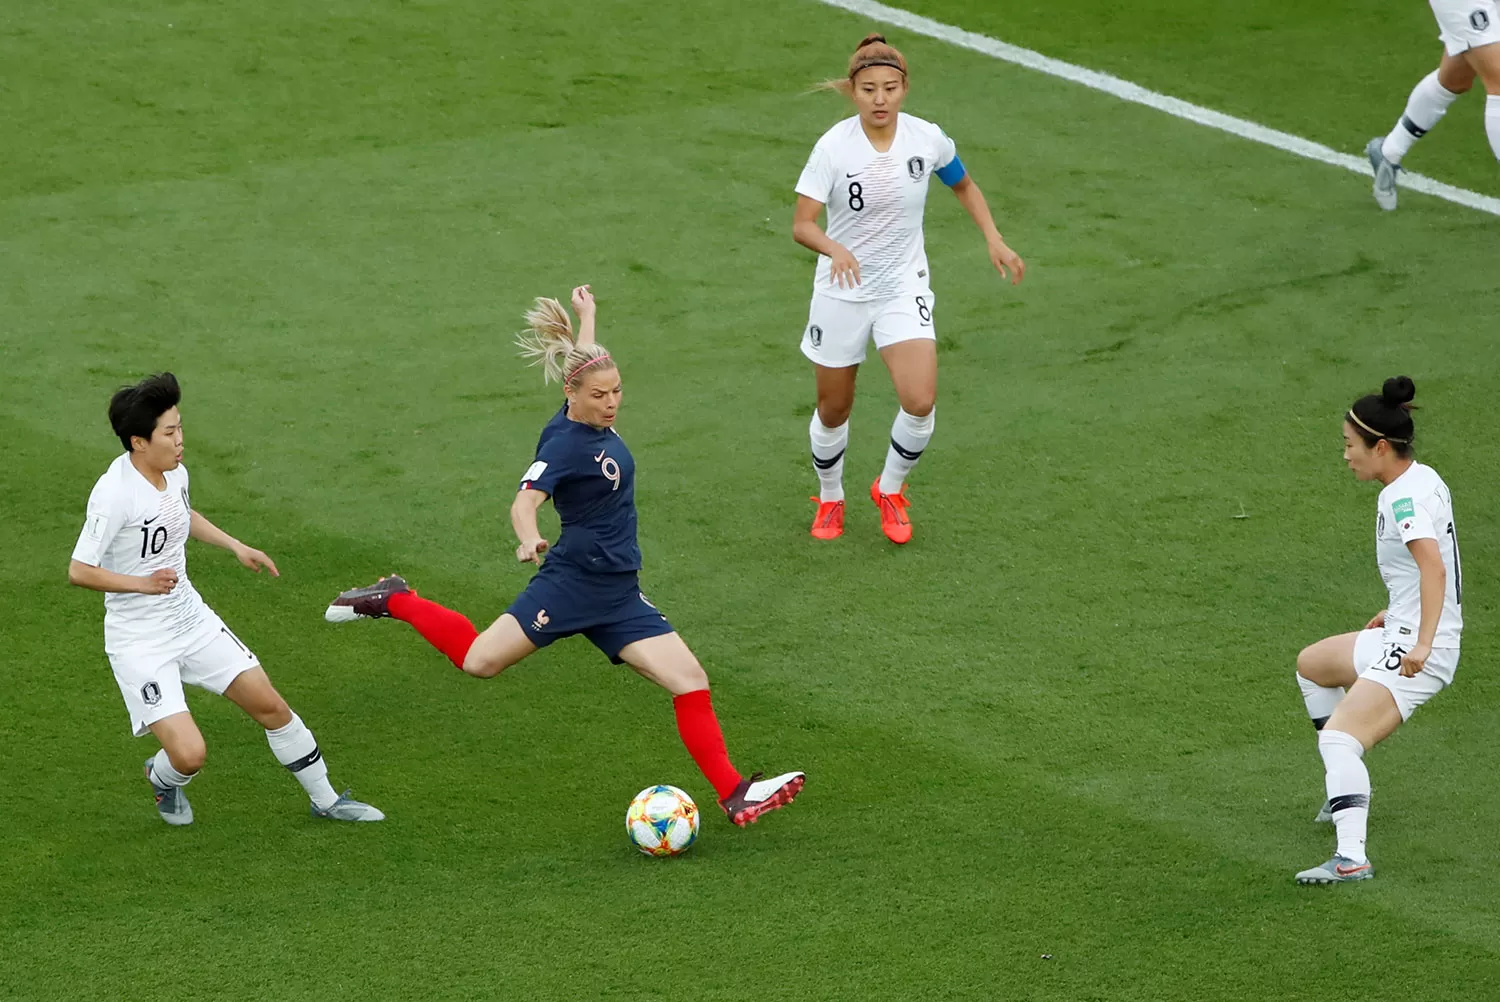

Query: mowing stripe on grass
[{"left": 813, "top": 0, "right": 1500, "bottom": 217}]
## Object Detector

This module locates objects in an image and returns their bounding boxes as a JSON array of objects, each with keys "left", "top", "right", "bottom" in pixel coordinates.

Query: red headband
[{"left": 566, "top": 353, "right": 614, "bottom": 386}]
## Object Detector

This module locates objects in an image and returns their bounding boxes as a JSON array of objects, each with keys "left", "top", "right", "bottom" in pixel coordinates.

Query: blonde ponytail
[{"left": 516, "top": 296, "right": 616, "bottom": 388}]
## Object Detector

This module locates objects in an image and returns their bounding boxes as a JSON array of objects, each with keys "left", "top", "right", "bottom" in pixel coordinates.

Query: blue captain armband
[{"left": 935, "top": 156, "right": 967, "bottom": 187}]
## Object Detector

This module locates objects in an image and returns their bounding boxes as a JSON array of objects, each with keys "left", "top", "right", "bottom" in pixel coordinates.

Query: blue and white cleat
[
  {"left": 144, "top": 757, "right": 193, "bottom": 826},
  {"left": 1296, "top": 855, "right": 1373, "bottom": 885},
  {"left": 1314, "top": 799, "right": 1333, "bottom": 823},
  {"left": 312, "top": 790, "right": 385, "bottom": 822},
  {"left": 1366, "top": 137, "right": 1399, "bottom": 212}
]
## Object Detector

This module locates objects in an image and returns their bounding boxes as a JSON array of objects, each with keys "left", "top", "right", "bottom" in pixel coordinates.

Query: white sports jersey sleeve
[
  {"left": 795, "top": 114, "right": 962, "bottom": 302},
  {"left": 795, "top": 142, "right": 837, "bottom": 205},
  {"left": 72, "top": 476, "right": 130, "bottom": 568},
  {"left": 1375, "top": 463, "right": 1462, "bottom": 649}
]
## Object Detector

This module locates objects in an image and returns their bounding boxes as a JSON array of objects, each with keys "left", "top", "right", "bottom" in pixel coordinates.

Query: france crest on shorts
[
  {"left": 1472, "top": 9, "right": 1491, "bottom": 31},
  {"left": 140, "top": 681, "right": 162, "bottom": 706}
]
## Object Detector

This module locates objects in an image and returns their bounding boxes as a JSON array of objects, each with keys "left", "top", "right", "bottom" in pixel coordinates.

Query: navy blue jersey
[{"left": 519, "top": 404, "right": 640, "bottom": 572}]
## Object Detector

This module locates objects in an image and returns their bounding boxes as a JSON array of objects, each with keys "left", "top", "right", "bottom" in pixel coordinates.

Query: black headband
[{"left": 850, "top": 57, "right": 907, "bottom": 79}]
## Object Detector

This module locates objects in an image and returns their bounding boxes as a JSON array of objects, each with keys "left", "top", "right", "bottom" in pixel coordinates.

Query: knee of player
[
  {"left": 902, "top": 395, "right": 936, "bottom": 419},
  {"left": 460, "top": 651, "right": 507, "bottom": 679},
  {"left": 171, "top": 740, "right": 207, "bottom": 776},
  {"left": 817, "top": 401, "right": 853, "bottom": 428},
  {"left": 263, "top": 693, "right": 292, "bottom": 725},
  {"left": 677, "top": 657, "right": 710, "bottom": 693},
  {"left": 1295, "top": 645, "right": 1333, "bottom": 685}
]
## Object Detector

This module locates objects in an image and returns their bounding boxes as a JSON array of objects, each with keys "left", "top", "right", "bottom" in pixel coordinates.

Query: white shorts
[
  {"left": 1431, "top": 0, "right": 1500, "bottom": 56},
  {"left": 801, "top": 289, "right": 936, "bottom": 368},
  {"left": 109, "top": 618, "right": 260, "bottom": 737},
  {"left": 1352, "top": 628, "right": 1458, "bottom": 721}
]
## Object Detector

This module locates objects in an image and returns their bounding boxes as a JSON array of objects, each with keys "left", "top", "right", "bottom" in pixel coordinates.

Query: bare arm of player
[
  {"left": 1365, "top": 609, "right": 1387, "bottom": 629},
  {"left": 1400, "top": 538, "right": 1446, "bottom": 677},
  {"left": 511, "top": 489, "right": 551, "bottom": 564},
  {"left": 793, "top": 196, "right": 861, "bottom": 289},
  {"left": 68, "top": 560, "right": 178, "bottom": 594},
  {"left": 189, "top": 511, "right": 280, "bottom": 576},
  {"left": 571, "top": 285, "right": 597, "bottom": 347},
  {"left": 948, "top": 175, "right": 1025, "bottom": 286}
]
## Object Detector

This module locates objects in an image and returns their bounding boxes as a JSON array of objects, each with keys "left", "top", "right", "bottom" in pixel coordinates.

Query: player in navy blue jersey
[{"left": 325, "top": 286, "right": 804, "bottom": 826}]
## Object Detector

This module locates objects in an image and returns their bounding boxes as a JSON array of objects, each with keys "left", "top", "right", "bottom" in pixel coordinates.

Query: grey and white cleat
[
  {"left": 1296, "top": 854, "right": 1373, "bottom": 885},
  {"left": 144, "top": 757, "right": 193, "bottom": 826},
  {"left": 312, "top": 790, "right": 385, "bottom": 822},
  {"left": 1314, "top": 799, "right": 1333, "bottom": 823},
  {"left": 325, "top": 574, "right": 409, "bottom": 623},
  {"left": 1366, "top": 137, "right": 1399, "bottom": 211}
]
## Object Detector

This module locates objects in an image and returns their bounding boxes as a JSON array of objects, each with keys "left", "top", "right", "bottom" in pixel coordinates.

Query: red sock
[
  {"left": 388, "top": 592, "right": 478, "bottom": 669},
  {"left": 673, "top": 689, "right": 742, "bottom": 801}
]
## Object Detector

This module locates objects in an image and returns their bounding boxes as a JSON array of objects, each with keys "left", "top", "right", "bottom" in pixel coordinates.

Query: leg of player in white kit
[
  {"left": 221, "top": 667, "right": 384, "bottom": 821},
  {"left": 871, "top": 332, "right": 937, "bottom": 545},
  {"left": 1368, "top": 55, "right": 1470, "bottom": 209},
  {"left": 145, "top": 712, "right": 206, "bottom": 825}
]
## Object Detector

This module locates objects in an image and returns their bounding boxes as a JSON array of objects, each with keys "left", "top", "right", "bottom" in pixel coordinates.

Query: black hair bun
[
  {"left": 858, "top": 33, "right": 887, "bottom": 48},
  {"left": 1381, "top": 376, "right": 1416, "bottom": 408}
]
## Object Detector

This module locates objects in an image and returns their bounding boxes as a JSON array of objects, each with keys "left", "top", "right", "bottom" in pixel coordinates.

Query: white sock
[
  {"left": 1319, "top": 729, "right": 1371, "bottom": 863},
  {"left": 267, "top": 713, "right": 339, "bottom": 810},
  {"left": 1296, "top": 672, "right": 1344, "bottom": 731},
  {"left": 148, "top": 747, "right": 194, "bottom": 789},
  {"left": 1487, "top": 94, "right": 1500, "bottom": 161},
  {"left": 878, "top": 408, "right": 935, "bottom": 495},
  {"left": 1382, "top": 71, "right": 1461, "bottom": 164},
  {"left": 809, "top": 411, "right": 848, "bottom": 503}
]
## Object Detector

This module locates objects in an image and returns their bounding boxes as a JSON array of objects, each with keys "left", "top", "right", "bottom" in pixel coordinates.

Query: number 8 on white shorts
[{"left": 801, "top": 290, "right": 936, "bottom": 368}]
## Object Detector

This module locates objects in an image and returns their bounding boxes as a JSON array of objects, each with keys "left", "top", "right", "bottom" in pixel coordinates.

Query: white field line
[{"left": 814, "top": 0, "right": 1500, "bottom": 217}]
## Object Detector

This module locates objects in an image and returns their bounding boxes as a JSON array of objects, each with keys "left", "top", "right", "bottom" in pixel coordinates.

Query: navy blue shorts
[{"left": 505, "top": 563, "right": 674, "bottom": 664}]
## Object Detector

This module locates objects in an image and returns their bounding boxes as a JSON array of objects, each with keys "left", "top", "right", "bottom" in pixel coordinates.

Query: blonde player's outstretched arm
[
  {"left": 948, "top": 175, "right": 1025, "bottom": 286},
  {"left": 189, "top": 511, "right": 280, "bottom": 576},
  {"left": 571, "top": 285, "right": 597, "bottom": 348}
]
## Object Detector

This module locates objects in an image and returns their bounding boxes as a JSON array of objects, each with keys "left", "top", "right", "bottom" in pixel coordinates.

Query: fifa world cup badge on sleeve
[{"left": 1392, "top": 497, "right": 1416, "bottom": 533}]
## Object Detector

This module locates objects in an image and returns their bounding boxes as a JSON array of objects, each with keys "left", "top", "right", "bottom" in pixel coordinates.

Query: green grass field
[{"left": 4, "top": 1, "right": 1499, "bottom": 999}]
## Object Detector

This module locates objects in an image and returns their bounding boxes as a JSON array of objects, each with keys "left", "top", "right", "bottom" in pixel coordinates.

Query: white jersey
[
  {"left": 71, "top": 454, "right": 213, "bottom": 657},
  {"left": 796, "top": 113, "right": 960, "bottom": 302},
  {"left": 1375, "top": 462, "right": 1462, "bottom": 649}
]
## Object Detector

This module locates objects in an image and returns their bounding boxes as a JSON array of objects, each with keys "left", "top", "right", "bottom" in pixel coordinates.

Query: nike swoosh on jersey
[
  {"left": 144, "top": 516, "right": 160, "bottom": 525},
  {"left": 845, "top": 171, "right": 863, "bottom": 178}
]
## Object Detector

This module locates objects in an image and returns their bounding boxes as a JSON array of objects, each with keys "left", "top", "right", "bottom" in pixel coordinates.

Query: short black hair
[
  {"left": 108, "top": 372, "right": 182, "bottom": 452},
  {"left": 1347, "top": 376, "right": 1416, "bottom": 457}
]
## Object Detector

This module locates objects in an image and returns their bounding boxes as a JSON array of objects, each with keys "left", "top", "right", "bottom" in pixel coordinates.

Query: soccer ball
[{"left": 626, "top": 785, "right": 699, "bottom": 857}]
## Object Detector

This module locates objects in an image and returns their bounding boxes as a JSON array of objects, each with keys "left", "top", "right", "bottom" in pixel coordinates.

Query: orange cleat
[
  {"left": 870, "top": 479, "right": 912, "bottom": 544},
  {"left": 810, "top": 497, "right": 845, "bottom": 540}
]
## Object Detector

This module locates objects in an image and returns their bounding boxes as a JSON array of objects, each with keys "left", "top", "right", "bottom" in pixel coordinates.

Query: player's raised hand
[
  {"left": 571, "top": 284, "right": 596, "bottom": 319},
  {"left": 1400, "top": 643, "right": 1430, "bottom": 677},
  {"left": 829, "top": 245, "right": 861, "bottom": 289},
  {"left": 1364, "top": 609, "right": 1387, "bottom": 630},
  {"left": 234, "top": 544, "right": 280, "bottom": 577},
  {"left": 516, "top": 537, "right": 550, "bottom": 565},
  {"left": 140, "top": 567, "right": 178, "bottom": 594},
  {"left": 988, "top": 238, "right": 1025, "bottom": 285}
]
